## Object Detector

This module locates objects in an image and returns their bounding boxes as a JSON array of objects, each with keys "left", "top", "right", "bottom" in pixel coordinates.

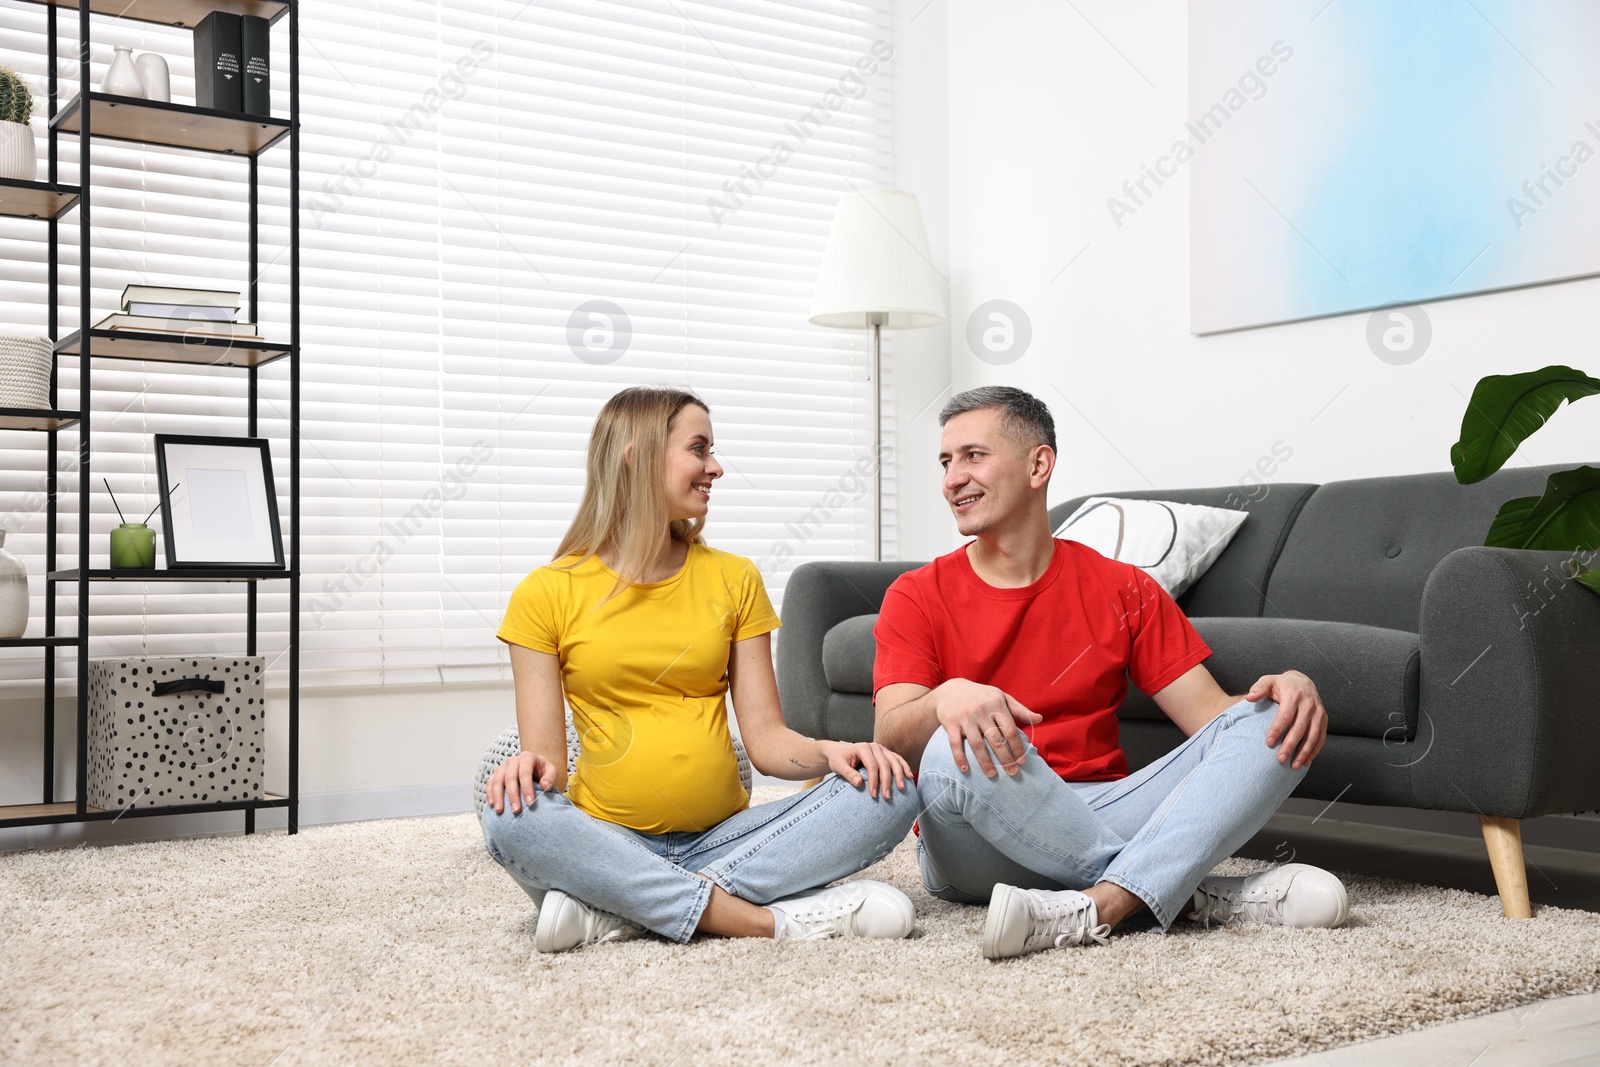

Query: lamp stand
[{"left": 871, "top": 317, "right": 882, "bottom": 562}]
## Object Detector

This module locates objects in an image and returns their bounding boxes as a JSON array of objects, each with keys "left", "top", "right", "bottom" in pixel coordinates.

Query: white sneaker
[
  {"left": 769, "top": 879, "right": 916, "bottom": 940},
  {"left": 1187, "top": 863, "right": 1349, "bottom": 929},
  {"left": 534, "top": 889, "right": 647, "bottom": 953},
  {"left": 982, "top": 883, "right": 1111, "bottom": 960}
]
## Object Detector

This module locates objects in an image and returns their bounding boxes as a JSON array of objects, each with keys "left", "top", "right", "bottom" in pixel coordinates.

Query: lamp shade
[{"left": 810, "top": 188, "right": 945, "bottom": 329}]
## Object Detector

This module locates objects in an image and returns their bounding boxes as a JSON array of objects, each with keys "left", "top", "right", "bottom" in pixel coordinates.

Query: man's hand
[
  {"left": 486, "top": 752, "right": 560, "bottom": 815},
  {"left": 934, "top": 678, "right": 1044, "bottom": 778},
  {"left": 1246, "top": 670, "right": 1327, "bottom": 771}
]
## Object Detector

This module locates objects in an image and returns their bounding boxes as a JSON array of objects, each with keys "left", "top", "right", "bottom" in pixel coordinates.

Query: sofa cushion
[
  {"left": 1053, "top": 497, "right": 1248, "bottom": 598},
  {"left": 1049, "top": 483, "right": 1318, "bottom": 619},
  {"left": 822, "top": 614, "right": 878, "bottom": 695},
  {"left": 1264, "top": 468, "right": 1552, "bottom": 632},
  {"left": 1116, "top": 616, "right": 1420, "bottom": 741}
]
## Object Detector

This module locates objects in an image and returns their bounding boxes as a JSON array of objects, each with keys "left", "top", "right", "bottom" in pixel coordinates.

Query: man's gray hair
[{"left": 938, "top": 386, "right": 1057, "bottom": 454}]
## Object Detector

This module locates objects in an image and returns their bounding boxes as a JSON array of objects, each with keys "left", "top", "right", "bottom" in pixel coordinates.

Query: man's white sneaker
[
  {"left": 534, "top": 889, "right": 647, "bottom": 953},
  {"left": 1187, "top": 863, "right": 1349, "bottom": 929},
  {"left": 982, "top": 883, "right": 1111, "bottom": 960},
  {"left": 769, "top": 879, "right": 916, "bottom": 940}
]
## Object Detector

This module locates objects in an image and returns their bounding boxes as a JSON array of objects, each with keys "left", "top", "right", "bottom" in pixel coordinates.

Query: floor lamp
[{"left": 810, "top": 188, "right": 945, "bottom": 561}]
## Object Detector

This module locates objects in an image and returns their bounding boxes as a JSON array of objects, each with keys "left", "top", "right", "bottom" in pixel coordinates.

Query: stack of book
[{"left": 95, "top": 286, "right": 262, "bottom": 340}]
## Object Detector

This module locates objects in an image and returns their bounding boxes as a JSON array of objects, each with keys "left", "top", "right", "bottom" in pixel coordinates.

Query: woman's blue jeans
[
  {"left": 915, "top": 698, "right": 1307, "bottom": 929},
  {"left": 481, "top": 773, "right": 918, "bottom": 943}
]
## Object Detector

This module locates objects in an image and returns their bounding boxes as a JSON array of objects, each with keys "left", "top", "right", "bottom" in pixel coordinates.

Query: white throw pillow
[{"left": 1053, "top": 497, "right": 1247, "bottom": 598}]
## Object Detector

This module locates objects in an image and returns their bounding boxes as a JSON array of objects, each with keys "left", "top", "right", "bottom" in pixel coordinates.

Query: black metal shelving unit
[{"left": 0, "top": 0, "right": 299, "bottom": 835}]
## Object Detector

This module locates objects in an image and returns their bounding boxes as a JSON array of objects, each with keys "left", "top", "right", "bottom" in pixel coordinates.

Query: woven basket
[{"left": 0, "top": 335, "right": 52, "bottom": 409}]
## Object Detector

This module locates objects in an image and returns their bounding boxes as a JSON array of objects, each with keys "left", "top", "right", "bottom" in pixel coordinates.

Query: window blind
[{"left": 0, "top": 0, "right": 896, "bottom": 692}]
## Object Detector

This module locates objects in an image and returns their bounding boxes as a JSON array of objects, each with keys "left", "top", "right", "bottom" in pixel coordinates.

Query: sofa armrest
[
  {"left": 1415, "top": 545, "right": 1600, "bottom": 818},
  {"left": 776, "top": 560, "right": 924, "bottom": 738}
]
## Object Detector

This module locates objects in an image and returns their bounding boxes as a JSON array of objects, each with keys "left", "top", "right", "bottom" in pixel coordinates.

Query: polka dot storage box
[{"left": 87, "top": 656, "right": 265, "bottom": 809}]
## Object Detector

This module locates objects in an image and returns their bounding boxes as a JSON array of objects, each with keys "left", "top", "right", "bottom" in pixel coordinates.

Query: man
[{"left": 874, "top": 386, "right": 1347, "bottom": 959}]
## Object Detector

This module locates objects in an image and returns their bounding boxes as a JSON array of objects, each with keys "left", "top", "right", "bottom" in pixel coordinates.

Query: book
[
  {"left": 125, "top": 303, "right": 239, "bottom": 322},
  {"left": 120, "top": 285, "right": 240, "bottom": 311},
  {"left": 94, "top": 313, "right": 262, "bottom": 339},
  {"left": 241, "top": 15, "right": 271, "bottom": 117},
  {"left": 193, "top": 11, "right": 243, "bottom": 113}
]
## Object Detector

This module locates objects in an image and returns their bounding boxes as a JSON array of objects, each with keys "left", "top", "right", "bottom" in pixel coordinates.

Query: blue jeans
[
  {"left": 915, "top": 698, "right": 1306, "bottom": 929},
  {"left": 480, "top": 773, "right": 917, "bottom": 943}
]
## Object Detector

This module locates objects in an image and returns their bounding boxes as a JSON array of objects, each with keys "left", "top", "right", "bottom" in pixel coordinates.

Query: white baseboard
[{"left": 0, "top": 781, "right": 477, "bottom": 854}]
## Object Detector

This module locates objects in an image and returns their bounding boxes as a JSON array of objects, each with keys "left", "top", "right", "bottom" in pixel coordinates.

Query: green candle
[{"left": 109, "top": 523, "right": 156, "bottom": 569}]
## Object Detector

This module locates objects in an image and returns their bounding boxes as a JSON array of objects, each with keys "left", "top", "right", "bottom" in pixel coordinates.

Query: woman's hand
[
  {"left": 822, "top": 740, "right": 912, "bottom": 800},
  {"left": 486, "top": 752, "right": 561, "bottom": 815}
]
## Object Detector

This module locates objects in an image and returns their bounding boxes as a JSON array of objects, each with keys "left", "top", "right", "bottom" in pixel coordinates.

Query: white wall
[
  {"left": 886, "top": 0, "right": 1599, "bottom": 850},
  {"left": 10, "top": 0, "right": 1599, "bottom": 848},
  {"left": 893, "top": 0, "right": 1598, "bottom": 555},
  {"left": 889, "top": 0, "right": 959, "bottom": 563}
]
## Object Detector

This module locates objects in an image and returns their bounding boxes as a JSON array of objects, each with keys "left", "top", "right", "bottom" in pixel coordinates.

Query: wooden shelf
[
  {"left": 50, "top": 567, "right": 290, "bottom": 582},
  {"left": 56, "top": 329, "right": 290, "bottom": 368},
  {"left": 0, "top": 801, "right": 105, "bottom": 820},
  {"left": 0, "top": 407, "right": 80, "bottom": 431},
  {"left": 0, "top": 176, "right": 81, "bottom": 221},
  {"left": 0, "top": 793, "right": 288, "bottom": 827},
  {"left": 51, "top": 93, "right": 290, "bottom": 157},
  {"left": 8, "top": 0, "right": 301, "bottom": 838},
  {"left": 20, "top": 0, "right": 289, "bottom": 28}
]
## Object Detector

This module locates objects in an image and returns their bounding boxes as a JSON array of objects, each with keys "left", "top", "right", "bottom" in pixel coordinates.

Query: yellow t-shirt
[{"left": 496, "top": 542, "right": 781, "bottom": 834}]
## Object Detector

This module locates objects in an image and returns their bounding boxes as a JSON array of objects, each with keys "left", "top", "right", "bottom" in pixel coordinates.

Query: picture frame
[{"left": 154, "top": 434, "right": 284, "bottom": 569}]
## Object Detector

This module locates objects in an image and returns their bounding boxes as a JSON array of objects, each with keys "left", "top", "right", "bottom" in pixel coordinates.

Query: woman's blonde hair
[{"left": 552, "top": 386, "right": 710, "bottom": 595}]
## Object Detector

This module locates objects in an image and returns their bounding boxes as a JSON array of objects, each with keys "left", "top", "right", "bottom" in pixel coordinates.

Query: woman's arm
[
  {"left": 486, "top": 643, "right": 570, "bottom": 814},
  {"left": 727, "top": 632, "right": 910, "bottom": 798}
]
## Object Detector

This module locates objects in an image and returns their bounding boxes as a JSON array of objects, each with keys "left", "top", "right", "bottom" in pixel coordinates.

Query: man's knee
[
  {"left": 919, "top": 726, "right": 962, "bottom": 779},
  {"left": 1223, "top": 698, "right": 1310, "bottom": 778},
  {"left": 1239, "top": 697, "right": 1278, "bottom": 726},
  {"left": 1212, "top": 698, "right": 1278, "bottom": 741}
]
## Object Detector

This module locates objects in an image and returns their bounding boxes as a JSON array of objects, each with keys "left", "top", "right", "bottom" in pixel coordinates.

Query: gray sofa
[{"left": 775, "top": 467, "right": 1600, "bottom": 918}]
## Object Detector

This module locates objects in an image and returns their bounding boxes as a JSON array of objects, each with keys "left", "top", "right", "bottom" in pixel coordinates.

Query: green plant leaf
[
  {"left": 1484, "top": 494, "right": 1540, "bottom": 547},
  {"left": 1572, "top": 561, "right": 1600, "bottom": 597},
  {"left": 1450, "top": 365, "right": 1600, "bottom": 484},
  {"left": 1483, "top": 465, "right": 1600, "bottom": 551}
]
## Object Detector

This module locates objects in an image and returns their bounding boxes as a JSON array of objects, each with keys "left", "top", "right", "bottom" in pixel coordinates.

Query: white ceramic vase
[
  {"left": 103, "top": 45, "right": 146, "bottom": 98},
  {"left": 134, "top": 53, "right": 170, "bottom": 103},
  {"left": 0, "top": 531, "right": 27, "bottom": 640},
  {"left": 0, "top": 119, "right": 35, "bottom": 181}
]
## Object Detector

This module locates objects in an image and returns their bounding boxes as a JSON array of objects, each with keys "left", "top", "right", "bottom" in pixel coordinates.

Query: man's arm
[
  {"left": 1150, "top": 663, "right": 1329, "bottom": 770},
  {"left": 873, "top": 682, "right": 939, "bottom": 771},
  {"left": 874, "top": 678, "right": 1042, "bottom": 777}
]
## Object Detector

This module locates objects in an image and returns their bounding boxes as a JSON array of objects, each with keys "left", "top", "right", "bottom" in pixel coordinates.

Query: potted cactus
[{"left": 0, "top": 65, "right": 37, "bottom": 181}]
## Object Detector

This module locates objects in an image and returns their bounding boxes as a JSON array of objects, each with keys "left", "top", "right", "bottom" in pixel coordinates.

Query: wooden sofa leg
[{"left": 1479, "top": 815, "right": 1533, "bottom": 919}]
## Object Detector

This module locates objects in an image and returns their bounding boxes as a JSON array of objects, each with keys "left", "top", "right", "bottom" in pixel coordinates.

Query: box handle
[{"left": 152, "top": 677, "right": 226, "bottom": 698}]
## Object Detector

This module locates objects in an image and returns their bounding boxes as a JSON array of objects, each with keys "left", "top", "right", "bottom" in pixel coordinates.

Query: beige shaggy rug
[{"left": 4, "top": 788, "right": 1600, "bottom": 1067}]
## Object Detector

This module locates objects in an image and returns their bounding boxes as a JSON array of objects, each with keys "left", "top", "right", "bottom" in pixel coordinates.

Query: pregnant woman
[{"left": 481, "top": 385, "right": 918, "bottom": 951}]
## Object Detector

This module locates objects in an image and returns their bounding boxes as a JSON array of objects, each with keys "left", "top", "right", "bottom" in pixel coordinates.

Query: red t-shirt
[{"left": 872, "top": 538, "right": 1212, "bottom": 781}]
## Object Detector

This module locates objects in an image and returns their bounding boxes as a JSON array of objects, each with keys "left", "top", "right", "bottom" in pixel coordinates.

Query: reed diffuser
[{"left": 104, "top": 479, "right": 178, "bottom": 569}]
